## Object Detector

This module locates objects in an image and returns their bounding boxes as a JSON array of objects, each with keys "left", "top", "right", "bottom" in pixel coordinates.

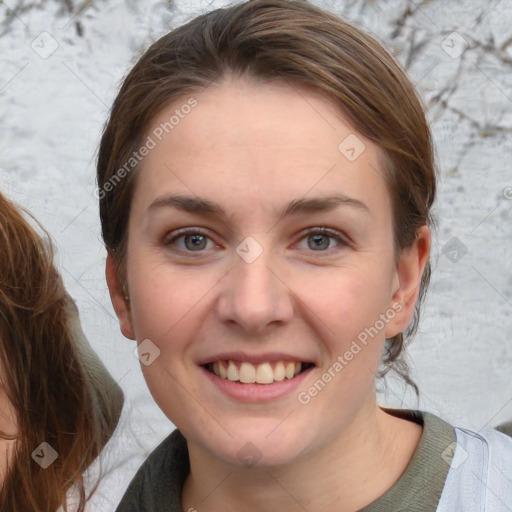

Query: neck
[{"left": 182, "top": 403, "right": 422, "bottom": 512}]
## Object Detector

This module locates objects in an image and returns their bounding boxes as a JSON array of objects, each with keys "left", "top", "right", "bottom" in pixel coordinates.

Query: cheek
[
  {"left": 127, "top": 254, "right": 218, "bottom": 345},
  {"left": 127, "top": 261, "right": 216, "bottom": 422},
  {"left": 293, "top": 264, "right": 393, "bottom": 339}
]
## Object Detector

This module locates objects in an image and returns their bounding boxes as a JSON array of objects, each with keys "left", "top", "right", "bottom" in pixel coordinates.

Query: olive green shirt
[{"left": 115, "top": 407, "right": 459, "bottom": 511}]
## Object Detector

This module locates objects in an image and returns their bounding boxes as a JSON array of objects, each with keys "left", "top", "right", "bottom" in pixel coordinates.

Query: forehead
[{"left": 134, "top": 75, "right": 391, "bottom": 222}]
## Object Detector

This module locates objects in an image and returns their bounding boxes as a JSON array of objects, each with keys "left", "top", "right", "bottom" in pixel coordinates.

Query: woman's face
[{"left": 109, "top": 75, "right": 427, "bottom": 467}]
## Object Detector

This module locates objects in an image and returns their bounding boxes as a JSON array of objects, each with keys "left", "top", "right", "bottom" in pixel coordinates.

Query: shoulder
[
  {"left": 437, "top": 421, "right": 512, "bottom": 512},
  {"left": 114, "top": 427, "right": 189, "bottom": 512}
]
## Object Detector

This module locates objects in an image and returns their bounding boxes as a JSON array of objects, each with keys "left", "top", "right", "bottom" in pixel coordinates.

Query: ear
[
  {"left": 385, "top": 225, "right": 431, "bottom": 338},
  {"left": 105, "top": 252, "right": 136, "bottom": 340}
]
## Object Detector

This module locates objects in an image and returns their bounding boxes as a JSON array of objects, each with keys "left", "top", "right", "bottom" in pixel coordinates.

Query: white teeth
[
  {"left": 285, "top": 362, "right": 295, "bottom": 379},
  {"left": 239, "top": 362, "right": 256, "bottom": 383},
  {"left": 273, "top": 361, "right": 285, "bottom": 381},
  {"left": 256, "top": 362, "right": 274, "bottom": 384},
  {"left": 218, "top": 361, "right": 227, "bottom": 379},
  {"left": 209, "top": 360, "right": 308, "bottom": 384},
  {"left": 227, "top": 360, "right": 239, "bottom": 381}
]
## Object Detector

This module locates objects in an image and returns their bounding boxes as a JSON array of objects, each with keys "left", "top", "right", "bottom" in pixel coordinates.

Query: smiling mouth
[{"left": 203, "top": 360, "right": 315, "bottom": 385}]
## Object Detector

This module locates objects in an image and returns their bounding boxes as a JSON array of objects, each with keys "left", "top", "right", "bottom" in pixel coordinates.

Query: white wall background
[{"left": 1, "top": 0, "right": 511, "bottom": 492}]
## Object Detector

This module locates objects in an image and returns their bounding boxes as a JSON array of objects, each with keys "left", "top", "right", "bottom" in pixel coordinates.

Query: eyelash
[{"left": 163, "top": 227, "right": 349, "bottom": 255}]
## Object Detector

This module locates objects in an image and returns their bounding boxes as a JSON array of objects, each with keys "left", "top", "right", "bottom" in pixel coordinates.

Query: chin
[{"left": 196, "top": 419, "right": 313, "bottom": 469}]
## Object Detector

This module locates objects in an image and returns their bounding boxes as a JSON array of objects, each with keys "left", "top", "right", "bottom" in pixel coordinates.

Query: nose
[{"left": 215, "top": 242, "right": 294, "bottom": 334}]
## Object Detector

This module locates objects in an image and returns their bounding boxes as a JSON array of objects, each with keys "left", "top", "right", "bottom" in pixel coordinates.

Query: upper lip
[{"left": 197, "top": 351, "right": 316, "bottom": 366}]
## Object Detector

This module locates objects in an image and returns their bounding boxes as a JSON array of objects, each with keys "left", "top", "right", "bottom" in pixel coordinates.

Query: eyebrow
[{"left": 147, "top": 193, "right": 369, "bottom": 218}]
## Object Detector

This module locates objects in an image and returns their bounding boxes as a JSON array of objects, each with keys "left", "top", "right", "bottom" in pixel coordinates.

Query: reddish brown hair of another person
[{"left": 0, "top": 192, "right": 122, "bottom": 511}]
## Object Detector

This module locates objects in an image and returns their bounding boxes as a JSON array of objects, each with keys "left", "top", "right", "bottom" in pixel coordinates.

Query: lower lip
[{"left": 200, "top": 365, "right": 315, "bottom": 403}]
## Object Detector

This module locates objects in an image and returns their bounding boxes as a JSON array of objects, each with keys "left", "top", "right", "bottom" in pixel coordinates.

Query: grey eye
[
  {"left": 183, "top": 233, "right": 208, "bottom": 251},
  {"left": 307, "top": 234, "right": 332, "bottom": 250}
]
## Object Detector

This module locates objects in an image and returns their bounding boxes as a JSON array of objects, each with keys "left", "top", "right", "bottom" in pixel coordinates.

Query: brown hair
[
  {"left": 0, "top": 192, "right": 123, "bottom": 511},
  {"left": 97, "top": 0, "right": 436, "bottom": 398}
]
